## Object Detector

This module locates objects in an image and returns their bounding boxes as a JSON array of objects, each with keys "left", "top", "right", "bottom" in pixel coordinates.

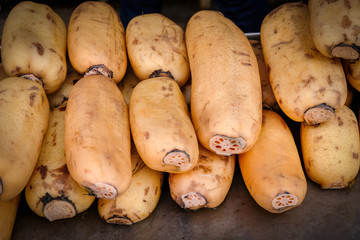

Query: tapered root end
[
  {"left": 164, "top": 149, "right": 191, "bottom": 171},
  {"left": 303, "top": 103, "right": 335, "bottom": 125},
  {"left": 149, "top": 69, "right": 174, "bottom": 80},
  {"left": 43, "top": 199, "right": 76, "bottom": 221},
  {"left": 331, "top": 44, "right": 360, "bottom": 60},
  {"left": 181, "top": 192, "right": 207, "bottom": 210},
  {"left": 84, "top": 64, "right": 113, "bottom": 79},
  {"left": 20, "top": 74, "right": 43, "bottom": 86},
  {"left": 106, "top": 216, "right": 133, "bottom": 225},
  {"left": 89, "top": 183, "right": 118, "bottom": 199},
  {"left": 209, "top": 135, "right": 246, "bottom": 155},
  {"left": 271, "top": 193, "right": 298, "bottom": 211}
]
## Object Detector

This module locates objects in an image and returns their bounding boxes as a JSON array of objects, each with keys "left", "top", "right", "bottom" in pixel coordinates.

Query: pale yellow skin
[
  {"left": 67, "top": 1, "right": 127, "bottom": 83},
  {"left": 169, "top": 145, "right": 235, "bottom": 210},
  {"left": 1, "top": 1, "right": 67, "bottom": 94},
  {"left": 0, "top": 77, "right": 49, "bottom": 201},
  {"left": 126, "top": 13, "right": 190, "bottom": 87},
  {"left": 238, "top": 110, "right": 307, "bottom": 213},
  {"left": 301, "top": 105, "right": 360, "bottom": 189},
  {"left": 0, "top": 194, "right": 20, "bottom": 240},
  {"left": 98, "top": 145, "right": 164, "bottom": 225},
  {"left": 343, "top": 59, "right": 360, "bottom": 92},
  {"left": 129, "top": 77, "right": 199, "bottom": 173},
  {"left": 47, "top": 65, "right": 82, "bottom": 109},
  {"left": 117, "top": 64, "right": 140, "bottom": 106},
  {"left": 186, "top": 10, "right": 262, "bottom": 155},
  {"left": 249, "top": 40, "right": 279, "bottom": 112},
  {"left": 309, "top": 0, "right": 360, "bottom": 59},
  {"left": 25, "top": 103, "right": 95, "bottom": 221},
  {"left": 65, "top": 74, "right": 132, "bottom": 199},
  {"left": 261, "top": 2, "right": 347, "bottom": 123}
]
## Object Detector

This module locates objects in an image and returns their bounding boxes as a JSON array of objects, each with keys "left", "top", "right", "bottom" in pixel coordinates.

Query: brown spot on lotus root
[
  {"left": 352, "top": 25, "right": 360, "bottom": 37},
  {"left": 28, "top": 86, "right": 39, "bottom": 91},
  {"left": 344, "top": 0, "right": 351, "bottom": 9},
  {"left": 196, "top": 164, "right": 212, "bottom": 174},
  {"left": 314, "top": 136, "right": 323, "bottom": 143},
  {"left": 353, "top": 152, "right": 359, "bottom": 159},
  {"left": 337, "top": 117, "right": 344, "bottom": 126},
  {"left": 144, "top": 131, "right": 150, "bottom": 140},
  {"left": 29, "top": 92, "right": 37, "bottom": 107},
  {"left": 144, "top": 186, "right": 150, "bottom": 196},
  {"left": 302, "top": 75, "right": 315, "bottom": 87},
  {"left": 342, "top": 15, "right": 352, "bottom": 29},
  {"left": 38, "top": 165, "right": 48, "bottom": 180},
  {"left": 46, "top": 12, "right": 55, "bottom": 24},
  {"left": 241, "top": 62, "right": 252, "bottom": 66},
  {"left": 327, "top": 75, "right": 333, "bottom": 86},
  {"left": 233, "top": 51, "right": 250, "bottom": 57},
  {"left": 133, "top": 38, "right": 139, "bottom": 45},
  {"left": 271, "top": 38, "right": 294, "bottom": 48},
  {"left": 323, "top": 0, "right": 338, "bottom": 5},
  {"left": 33, "top": 42, "right": 44, "bottom": 56}
]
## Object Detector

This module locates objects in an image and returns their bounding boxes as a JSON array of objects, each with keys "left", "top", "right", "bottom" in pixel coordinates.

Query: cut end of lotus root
[
  {"left": 43, "top": 199, "right": 76, "bottom": 221},
  {"left": 303, "top": 103, "right": 335, "bottom": 125},
  {"left": 84, "top": 64, "right": 113, "bottom": 79},
  {"left": 272, "top": 192, "right": 298, "bottom": 211},
  {"left": 181, "top": 192, "right": 207, "bottom": 210},
  {"left": 163, "top": 149, "right": 191, "bottom": 171},
  {"left": 149, "top": 69, "right": 175, "bottom": 80},
  {"left": 89, "top": 183, "right": 118, "bottom": 199},
  {"left": 106, "top": 215, "right": 133, "bottom": 225},
  {"left": 331, "top": 44, "right": 360, "bottom": 60},
  {"left": 209, "top": 135, "right": 246, "bottom": 156},
  {"left": 20, "top": 73, "right": 43, "bottom": 86}
]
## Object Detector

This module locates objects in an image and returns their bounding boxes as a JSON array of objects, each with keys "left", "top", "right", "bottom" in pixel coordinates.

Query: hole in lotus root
[
  {"left": 163, "top": 149, "right": 191, "bottom": 171},
  {"left": 20, "top": 73, "right": 43, "bottom": 86},
  {"left": 303, "top": 103, "right": 335, "bottom": 125},
  {"left": 106, "top": 215, "right": 133, "bottom": 225},
  {"left": 43, "top": 199, "right": 76, "bottom": 221},
  {"left": 271, "top": 192, "right": 298, "bottom": 210},
  {"left": 89, "top": 182, "right": 118, "bottom": 199},
  {"left": 149, "top": 69, "right": 174, "bottom": 80},
  {"left": 182, "top": 192, "right": 207, "bottom": 209},
  {"left": 84, "top": 64, "right": 113, "bottom": 79},
  {"left": 209, "top": 135, "right": 246, "bottom": 155}
]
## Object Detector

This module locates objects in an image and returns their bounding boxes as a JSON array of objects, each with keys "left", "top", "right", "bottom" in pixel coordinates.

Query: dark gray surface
[{"left": 11, "top": 162, "right": 360, "bottom": 240}]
